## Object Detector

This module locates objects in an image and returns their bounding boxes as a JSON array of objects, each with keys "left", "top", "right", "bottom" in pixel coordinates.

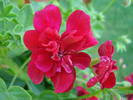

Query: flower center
[{"left": 51, "top": 50, "right": 64, "bottom": 61}]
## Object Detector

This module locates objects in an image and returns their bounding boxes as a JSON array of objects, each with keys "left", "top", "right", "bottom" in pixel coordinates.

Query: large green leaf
[
  {"left": 0, "top": 78, "right": 32, "bottom": 100},
  {"left": 8, "top": 86, "right": 31, "bottom": 100}
]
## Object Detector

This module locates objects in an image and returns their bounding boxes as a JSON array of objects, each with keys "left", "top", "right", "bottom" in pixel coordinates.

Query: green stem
[
  {"left": 101, "top": 0, "right": 116, "bottom": 14},
  {"left": 114, "top": 86, "right": 133, "bottom": 90},
  {"left": 9, "top": 57, "right": 30, "bottom": 88},
  {"left": 76, "top": 78, "right": 87, "bottom": 84},
  {"left": 65, "top": 89, "right": 103, "bottom": 100},
  {"left": 64, "top": 86, "right": 133, "bottom": 100}
]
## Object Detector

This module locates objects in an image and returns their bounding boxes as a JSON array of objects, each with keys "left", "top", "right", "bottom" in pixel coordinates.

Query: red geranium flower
[
  {"left": 87, "top": 40, "right": 118, "bottom": 89},
  {"left": 23, "top": 4, "right": 98, "bottom": 93},
  {"left": 125, "top": 73, "right": 133, "bottom": 85},
  {"left": 76, "top": 86, "right": 99, "bottom": 100},
  {"left": 125, "top": 73, "right": 133, "bottom": 100},
  {"left": 126, "top": 94, "right": 133, "bottom": 100}
]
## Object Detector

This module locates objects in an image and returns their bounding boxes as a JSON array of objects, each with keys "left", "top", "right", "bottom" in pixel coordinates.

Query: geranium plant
[{"left": 0, "top": 0, "right": 132, "bottom": 100}]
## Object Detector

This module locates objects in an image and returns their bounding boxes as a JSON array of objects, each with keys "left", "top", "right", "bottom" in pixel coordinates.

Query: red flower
[
  {"left": 87, "top": 40, "right": 118, "bottom": 89},
  {"left": 125, "top": 73, "right": 133, "bottom": 100},
  {"left": 126, "top": 94, "right": 133, "bottom": 100},
  {"left": 23, "top": 4, "right": 98, "bottom": 93},
  {"left": 125, "top": 73, "right": 133, "bottom": 85},
  {"left": 76, "top": 86, "right": 99, "bottom": 100}
]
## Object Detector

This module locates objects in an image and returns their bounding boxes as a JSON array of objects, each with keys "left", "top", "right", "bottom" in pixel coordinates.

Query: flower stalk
[{"left": 8, "top": 57, "right": 30, "bottom": 88}]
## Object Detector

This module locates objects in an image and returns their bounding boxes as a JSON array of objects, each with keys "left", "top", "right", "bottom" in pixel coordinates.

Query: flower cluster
[
  {"left": 24, "top": 4, "right": 119, "bottom": 94},
  {"left": 87, "top": 40, "right": 118, "bottom": 89},
  {"left": 24, "top": 4, "right": 98, "bottom": 93}
]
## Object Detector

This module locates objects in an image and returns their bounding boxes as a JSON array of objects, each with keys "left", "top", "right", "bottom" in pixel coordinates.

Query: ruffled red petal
[
  {"left": 87, "top": 76, "right": 98, "bottom": 88},
  {"left": 23, "top": 30, "right": 40, "bottom": 51},
  {"left": 31, "top": 49, "right": 54, "bottom": 72},
  {"left": 61, "top": 10, "right": 98, "bottom": 52},
  {"left": 34, "top": 4, "right": 62, "bottom": 32},
  {"left": 51, "top": 68, "right": 76, "bottom": 93},
  {"left": 101, "top": 72, "right": 116, "bottom": 88},
  {"left": 28, "top": 61, "right": 45, "bottom": 84},
  {"left": 98, "top": 40, "right": 114, "bottom": 57},
  {"left": 71, "top": 52, "right": 91, "bottom": 70}
]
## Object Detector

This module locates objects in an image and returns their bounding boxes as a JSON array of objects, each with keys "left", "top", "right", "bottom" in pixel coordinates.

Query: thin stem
[
  {"left": 101, "top": 0, "right": 116, "bottom": 14},
  {"left": 64, "top": 86, "right": 133, "bottom": 100},
  {"left": 9, "top": 57, "right": 30, "bottom": 88},
  {"left": 114, "top": 86, "right": 133, "bottom": 90},
  {"left": 65, "top": 89, "right": 103, "bottom": 100}
]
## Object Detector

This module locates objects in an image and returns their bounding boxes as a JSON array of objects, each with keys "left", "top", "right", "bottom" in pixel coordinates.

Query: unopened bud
[
  {"left": 83, "top": 0, "right": 92, "bottom": 4},
  {"left": 123, "top": 0, "right": 132, "bottom": 7}
]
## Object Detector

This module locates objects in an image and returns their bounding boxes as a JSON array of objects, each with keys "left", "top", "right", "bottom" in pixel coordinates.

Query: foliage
[{"left": 0, "top": 0, "right": 133, "bottom": 100}]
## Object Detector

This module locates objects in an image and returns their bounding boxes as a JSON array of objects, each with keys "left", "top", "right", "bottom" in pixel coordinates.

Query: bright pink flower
[
  {"left": 87, "top": 40, "right": 118, "bottom": 89},
  {"left": 126, "top": 94, "right": 133, "bottom": 100},
  {"left": 125, "top": 73, "right": 133, "bottom": 85},
  {"left": 125, "top": 73, "right": 133, "bottom": 100},
  {"left": 76, "top": 86, "right": 99, "bottom": 100},
  {"left": 24, "top": 4, "right": 98, "bottom": 93}
]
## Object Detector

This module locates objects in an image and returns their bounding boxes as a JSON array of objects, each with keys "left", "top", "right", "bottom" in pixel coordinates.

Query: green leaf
[
  {"left": 0, "top": 0, "right": 4, "bottom": 12},
  {"left": 38, "top": 90, "right": 60, "bottom": 100},
  {"left": 8, "top": 86, "right": 32, "bottom": 100},
  {"left": 0, "top": 69, "right": 25, "bottom": 87},
  {"left": 27, "top": 81, "right": 45, "bottom": 95},
  {"left": 0, "top": 78, "right": 7, "bottom": 92},
  {"left": 4, "top": 5, "right": 13, "bottom": 15},
  {"left": 108, "top": 89, "right": 121, "bottom": 100},
  {"left": 17, "top": 4, "right": 33, "bottom": 30},
  {"left": 0, "top": 78, "right": 31, "bottom": 100}
]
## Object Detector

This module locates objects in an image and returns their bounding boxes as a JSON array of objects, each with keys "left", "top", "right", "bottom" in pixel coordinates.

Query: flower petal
[
  {"left": 66, "top": 10, "right": 91, "bottom": 33},
  {"left": 51, "top": 68, "right": 76, "bottom": 93},
  {"left": 28, "top": 61, "right": 45, "bottom": 84},
  {"left": 61, "top": 10, "right": 98, "bottom": 51},
  {"left": 61, "top": 55, "right": 73, "bottom": 73},
  {"left": 45, "top": 63, "right": 58, "bottom": 78},
  {"left": 76, "top": 86, "right": 89, "bottom": 96},
  {"left": 23, "top": 30, "right": 40, "bottom": 51},
  {"left": 71, "top": 52, "right": 91, "bottom": 70},
  {"left": 125, "top": 73, "right": 133, "bottom": 85},
  {"left": 87, "top": 96, "right": 99, "bottom": 100},
  {"left": 31, "top": 50, "right": 53, "bottom": 72},
  {"left": 87, "top": 76, "right": 98, "bottom": 88},
  {"left": 34, "top": 4, "right": 62, "bottom": 32},
  {"left": 98, "top": 40, "right": 114, "bottom": 57},
  {"left": 101, "top": 72, "right": 116, "bottom": 88},
  {"left": 112, "top": 65, "right": 118, "bottom": 71}
]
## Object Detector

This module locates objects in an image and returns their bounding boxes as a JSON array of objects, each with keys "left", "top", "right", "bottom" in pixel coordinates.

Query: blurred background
[{"left": 0, "top": 0, "right": 133, "bottom": 99}]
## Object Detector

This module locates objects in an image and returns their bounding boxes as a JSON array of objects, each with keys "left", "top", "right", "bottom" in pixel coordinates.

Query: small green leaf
[
  {"left": 8, "top": 86, "right": 32, "bottom": 100},
  {"left": 109, "top": 89, "right": 121, "bottom": 100},
  {"left": 0, "top": 78, "right": 7, "bottom": 92},
  {"left": 0, "top": 78, "right": 31, "bottom": 100},
  {"left": 17, "top": 4, "right": 33, "bottom": 29},
  {"left": 27, "top": 81, "right": 45, "bottom": 95},
  {"left": 4, "top": 5, "right": 13, "bottom": 15},
  {"left": 0, "top": 0, "right": 4, "bottom": 12}
]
